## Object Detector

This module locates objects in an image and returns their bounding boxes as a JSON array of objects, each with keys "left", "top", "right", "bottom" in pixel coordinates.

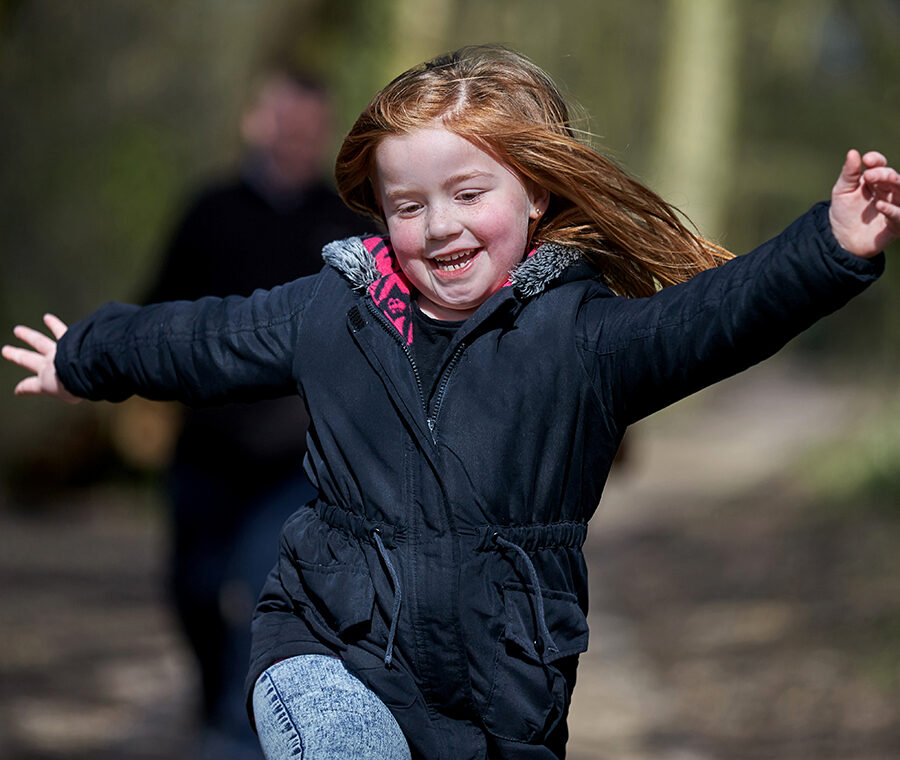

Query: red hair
[{"left": 336, "top": 45, "right": 731, "bottom": 297}]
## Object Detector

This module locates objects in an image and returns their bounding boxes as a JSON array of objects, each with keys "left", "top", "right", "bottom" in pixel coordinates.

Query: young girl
[{"left": 4, "top": 46, "right": 899, "bottom": 760}]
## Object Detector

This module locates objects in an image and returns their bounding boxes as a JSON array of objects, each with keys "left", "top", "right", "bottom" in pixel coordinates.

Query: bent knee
[{"left": 253, "top": 656, "right": 410, "bottom": 760}]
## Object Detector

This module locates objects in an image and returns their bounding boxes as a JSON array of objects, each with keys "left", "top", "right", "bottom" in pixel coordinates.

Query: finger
[
  {"left": 875, "top": 199, "right": 900, "bottom": 226},
  {"left": 833, "top": 149, "right": 863, "bottom": 194},
  {"left": 43, "top": 313, "right": 69, "bottom": 340},
  {"left": 862, "top": 166, "right": 900, "bottom": 186},
  {"left": 1, "top": 344, "right": 44, "bottom": 373},
  {"left": 14, "top": 376, "right": 44, "bottom": 396},
  {"left": 864, "top": 169, "right": 900, "bottom": 209},
  {"left": 861, "top": 151, "right": 887, "bottom": 169},
  {"left": 11, "top": 324, "right": 55, "bottom": 354}
]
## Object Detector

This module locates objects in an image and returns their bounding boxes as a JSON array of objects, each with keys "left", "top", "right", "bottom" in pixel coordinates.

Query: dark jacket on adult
[
  {"left": 141, "top": 174, "right": 367, "bottom": 736},
  {"left": 55, "top": 203, "right": 883, "bottom": 759},
  {"left": 145, "top": 176, "right": 366, "bottom": 479}
]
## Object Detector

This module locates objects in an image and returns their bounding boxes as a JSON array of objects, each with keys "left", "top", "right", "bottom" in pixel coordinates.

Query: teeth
[{"left": 434, "top": 249, "right": 477, "bottom": 271}]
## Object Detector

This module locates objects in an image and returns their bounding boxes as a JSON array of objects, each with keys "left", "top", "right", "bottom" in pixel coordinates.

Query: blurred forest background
[
  {"left": 0, "top": 1, "right": 899, "bottom": 759},
  {"left": 0, "top": 0, "right": 898, "bottom": 500},
  {"left": 1, "top": 0, "right": 899, "bottom": 500}
]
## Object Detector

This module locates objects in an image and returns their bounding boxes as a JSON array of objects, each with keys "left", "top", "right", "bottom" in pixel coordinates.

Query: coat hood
[
  {"left": 322, "top": 234, "right": 588, "bottom": 344},
  {"left": 321, "top": 235, "right": 585, "bottom": 299}
]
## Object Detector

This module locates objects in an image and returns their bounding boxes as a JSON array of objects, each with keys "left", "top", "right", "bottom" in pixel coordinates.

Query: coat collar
[{"left": 322, "top": 234, "right": 585, "bottom": 343}]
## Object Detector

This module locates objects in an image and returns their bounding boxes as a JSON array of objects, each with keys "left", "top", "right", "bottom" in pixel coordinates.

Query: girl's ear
[{"left": 528, "top": 184, "right": 550, "bottom": 220}]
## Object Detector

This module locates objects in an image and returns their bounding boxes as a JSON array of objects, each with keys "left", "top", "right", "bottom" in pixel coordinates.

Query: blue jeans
[{"left": 252, "top": 655, "right": 411, "bottom": 760}]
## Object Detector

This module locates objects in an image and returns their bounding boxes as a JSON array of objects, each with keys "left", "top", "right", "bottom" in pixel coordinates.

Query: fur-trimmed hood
[{"left": 322, "top": 235, "right": 584, "bottom": 299}]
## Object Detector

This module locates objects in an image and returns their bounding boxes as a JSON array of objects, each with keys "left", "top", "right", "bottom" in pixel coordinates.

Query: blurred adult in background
[{"left": 144, "top": 65, "right": 366, "bottom": 759}]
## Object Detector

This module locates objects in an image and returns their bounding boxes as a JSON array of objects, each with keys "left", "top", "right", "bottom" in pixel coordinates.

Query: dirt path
[
  {"left": 1, "top": 361, "right": 898, "bottom": 759},
  {"left": 0, "top": 499, "right": 195, "bottom": 760},
  {"left": 567, "top": 363, "right": 900, "bottom": 760}
]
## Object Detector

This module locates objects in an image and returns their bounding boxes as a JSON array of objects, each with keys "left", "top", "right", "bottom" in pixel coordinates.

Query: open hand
[
  {"left": 2, "top": 314, "right": 81, "bottom": 403},
  {"left": 829, "top": 150, "right": 900, "bottom": 257}
]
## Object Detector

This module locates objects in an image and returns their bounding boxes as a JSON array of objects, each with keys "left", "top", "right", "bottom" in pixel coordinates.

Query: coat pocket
[
  {"left": 481, "top": 583, "right": 589, "bottom": 743},
  {"left": 277, "top": 507, "right": 375, "bottom": 642}
]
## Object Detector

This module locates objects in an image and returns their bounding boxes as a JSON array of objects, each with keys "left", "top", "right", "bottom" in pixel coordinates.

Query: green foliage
[
  {"left": 1, "top": 0, "right": 899, "bottom": 479},
  {"left": 857, "top": 610, "right": 900, "bottom": 693},
  {"left": 796, "top": 392, "right": 900, "bottom": 516},
  {"left": 93, "top": 122, "right": 180, "bottom": 281}
]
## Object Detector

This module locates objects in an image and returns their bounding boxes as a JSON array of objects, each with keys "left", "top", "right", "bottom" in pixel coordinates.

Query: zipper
[
  {"left": 426, "top": 341, "right": 466, "bottom": 436},
  {"left": 364, "top": 300, "right": 433, "bottom": 437},
  {"left": 364, "top": 299, "right": 472, "bottom": 443},
  {"left": 425, "top": 296, "right": 520, "bottom": 432}
]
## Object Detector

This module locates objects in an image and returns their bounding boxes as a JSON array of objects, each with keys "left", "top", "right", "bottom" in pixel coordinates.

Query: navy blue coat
[{"left": 56, "top": 203, "right": 883, "bottom": 758}]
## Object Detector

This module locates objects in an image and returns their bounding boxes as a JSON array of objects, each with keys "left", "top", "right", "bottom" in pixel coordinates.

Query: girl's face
[{"left": 374, "top": 125, "right": 548, "bottom": 321}]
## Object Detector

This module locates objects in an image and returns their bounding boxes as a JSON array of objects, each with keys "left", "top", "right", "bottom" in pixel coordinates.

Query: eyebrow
[
  {"left": 382, "top": 170, "right": 496, "bottom": 202},
  {"left": 443, "top": 169, "right": 494, "bottom": 185}
]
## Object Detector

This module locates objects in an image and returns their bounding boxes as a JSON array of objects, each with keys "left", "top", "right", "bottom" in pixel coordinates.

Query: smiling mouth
[{"left": 432, "top": 248, "right": 480, "bottom": 272}]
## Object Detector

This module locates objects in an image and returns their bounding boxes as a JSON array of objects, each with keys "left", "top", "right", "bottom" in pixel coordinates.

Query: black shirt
[{"left": 411, "top": 300, "right": 464, "bottom": 404}]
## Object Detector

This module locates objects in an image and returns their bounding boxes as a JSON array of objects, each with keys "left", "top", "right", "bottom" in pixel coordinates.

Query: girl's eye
[
  {"left": 396, "top": 203, "right": 422, "bottom": 216},
  {"left": 457, "top": 190, "right": 483, "bottom": 203}
]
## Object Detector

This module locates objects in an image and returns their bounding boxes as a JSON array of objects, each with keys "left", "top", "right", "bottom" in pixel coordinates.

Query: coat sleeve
[
  {"left": 577, "top": 203, "right": 884, "bottom": 426},
  {"left": 55, "top": 273, "right": 325, "bottom": 405}
]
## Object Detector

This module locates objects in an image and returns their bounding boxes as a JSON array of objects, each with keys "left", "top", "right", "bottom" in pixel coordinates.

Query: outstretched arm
[
  {"left": 2, "top": 314, "right": 81, "bottom": 403},
  {"left": 580, "top": 150, "right": 893, "bottom": 427},
  {"left": 5, "top": 273, "right": 321, "bottom": 407},
  {"left": 830, "top": 149, "right": 900, "bottom": 257},
  {"left": 13, "top": 272, "right": 322, "bottom": 406}
]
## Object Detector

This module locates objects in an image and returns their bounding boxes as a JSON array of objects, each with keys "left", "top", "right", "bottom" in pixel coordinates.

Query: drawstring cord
[
  {"left": 493, "top": 533, "right": 559, "bottom": 657},
  {"left": 371, "top": 528, "right": 558, "bottom": 666},
  {"left": 372, "top": 529, "right": 401, "bottom": 667}
]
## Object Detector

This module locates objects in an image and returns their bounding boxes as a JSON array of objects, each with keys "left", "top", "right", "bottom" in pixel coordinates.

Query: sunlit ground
[{"left": 1, "top": 361, "right": 898, "bottom": 760}]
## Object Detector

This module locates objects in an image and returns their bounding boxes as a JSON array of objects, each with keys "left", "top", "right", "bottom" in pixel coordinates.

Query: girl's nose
[{"left": 425, "top": 203, "right": 462, "bottom": 240}]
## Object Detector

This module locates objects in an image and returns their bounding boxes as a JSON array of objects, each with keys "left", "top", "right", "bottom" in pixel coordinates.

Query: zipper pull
[{"left": 426, "top": 417, "right": 435, "bottom": 432}]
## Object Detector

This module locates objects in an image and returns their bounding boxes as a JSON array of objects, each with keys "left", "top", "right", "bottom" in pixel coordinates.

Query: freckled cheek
[
  {"left": 395, "top": 253, "right": 428, "bottom": 287},
  {"left": 388, "top": 222, "right": 425, "bottom": 262},
  {"left": 471, "top": 203, "right": 529, "bottom": 242},
  {"left": 389, "top": 237, "right": 431, "bottom": 289}
]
